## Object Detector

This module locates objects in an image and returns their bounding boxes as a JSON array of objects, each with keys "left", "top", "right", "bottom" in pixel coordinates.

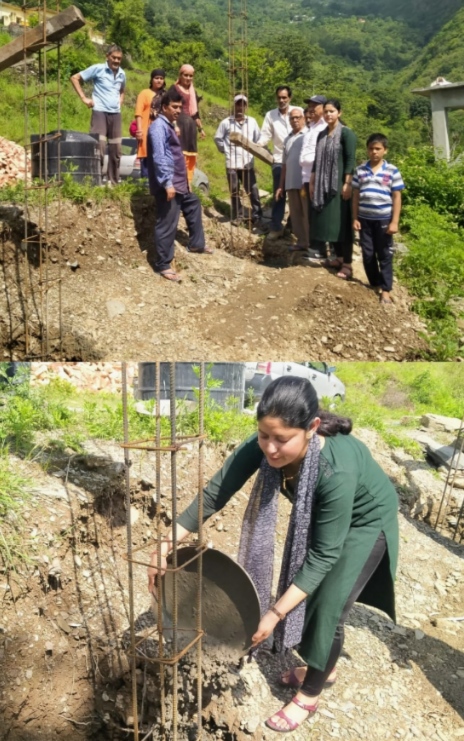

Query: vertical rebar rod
[
  {"left": 22, "top": 1, "right": 30, "bottom": 356},
  {"left": 195, "top": 363, "right": 205, "bottom": 740},
  {"left": 155, "top": 362, "right": 167, "bottom": 734},
  {"left": 170, "top": 363, "right": 179, "bottom": 741},
  {"left": 122, "top": 362, "right": 140, "bottom": 741}
]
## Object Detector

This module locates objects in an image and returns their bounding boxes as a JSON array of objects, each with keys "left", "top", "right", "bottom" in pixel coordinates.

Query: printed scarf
[
  {"left": 238, "top": 434, "right": 320, "bottom": 651},
  {"left": 312, "top": 122, "right": 343, "bottom": 212}
]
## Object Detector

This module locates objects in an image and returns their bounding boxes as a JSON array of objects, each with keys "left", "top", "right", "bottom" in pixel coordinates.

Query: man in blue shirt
[
  {"left": 71, "top": 45, "right": 126, "bottom": 186},
  {"left": 147, "top": 88, "right": 212, "bottom": 282}
]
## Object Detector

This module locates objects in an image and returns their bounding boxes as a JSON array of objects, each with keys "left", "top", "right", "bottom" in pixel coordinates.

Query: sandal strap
[
  {"left": 268, "top": 709, "right": 299, "bottom": 731},
  {"left": 291, "top": 697, "right": 318, "bottom": 713}
]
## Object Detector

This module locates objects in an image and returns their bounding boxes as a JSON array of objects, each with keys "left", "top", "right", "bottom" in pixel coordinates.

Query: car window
[
  {"left": 306, "top": 362, "right": 326, "bottom": 374},
  {"left": 121, "top": 144, "right": 136, "bottom": 156}
]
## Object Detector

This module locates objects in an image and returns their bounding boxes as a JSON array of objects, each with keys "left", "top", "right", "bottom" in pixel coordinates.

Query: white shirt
[
  {"left": 214, "top": 116, "right": 261, "bottom": 169},
  {"left": 299, "top": 118, "right": 328, "bottom": 183},
  {"left": 256, "top": 107, "right": 303, "bottom": 164}
]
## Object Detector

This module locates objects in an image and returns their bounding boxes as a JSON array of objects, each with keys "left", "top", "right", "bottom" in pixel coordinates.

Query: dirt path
[
  {"left": 0, "top": 200, "right": 427, "bottom": 361},
  {"left": 0, "top": 432, "right": 462, "bottom": 740}
]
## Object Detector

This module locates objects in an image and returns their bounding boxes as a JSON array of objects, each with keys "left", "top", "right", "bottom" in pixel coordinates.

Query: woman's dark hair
[
  {"left": 161, "top": 88, "right": 183, "bottom": 107},
  {"left": 149, "top": 68, "right": 166, "bottom": 88},
  {"left": 257, "top": 376, "right": 352, "bottom": 437},
  {"left": 324, "top": 98, "right": 341, "bottom": 112}
]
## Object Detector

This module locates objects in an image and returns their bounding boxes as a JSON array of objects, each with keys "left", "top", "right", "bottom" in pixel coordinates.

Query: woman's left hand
[
  {"left": 341, "top": 183, "right": 352, "bottom": 200},
  {"left": 199, "top": 129, "right": 206, "bottom": 140},
  {"left": 251, "top": 610, "right": 280, "bottom": 647}
]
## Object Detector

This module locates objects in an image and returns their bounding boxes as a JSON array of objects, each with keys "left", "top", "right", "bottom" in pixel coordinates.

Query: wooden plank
[
  {"left": 0, "top": 6, "right": 86, "bottom": 72},
  {"left": 229, "top": 131, "right": 274, "bottom": 166}
]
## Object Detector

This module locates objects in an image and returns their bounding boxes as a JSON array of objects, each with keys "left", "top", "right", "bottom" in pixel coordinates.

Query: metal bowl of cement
[{"left": 161, "top": 547, "right": 261, "bottom": 657}]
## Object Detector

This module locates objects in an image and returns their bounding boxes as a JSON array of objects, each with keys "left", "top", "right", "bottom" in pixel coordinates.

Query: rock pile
[
  {"left": 30, "top": 361, "right": 137, "bottom": 392},
  {"left": 0, "top": 136, "right": 31, "bottom": 187}
]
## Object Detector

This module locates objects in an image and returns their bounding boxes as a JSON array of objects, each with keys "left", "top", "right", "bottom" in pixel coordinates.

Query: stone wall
[{"left": 30, "top": 362, "right": 137, "bottom": 393}]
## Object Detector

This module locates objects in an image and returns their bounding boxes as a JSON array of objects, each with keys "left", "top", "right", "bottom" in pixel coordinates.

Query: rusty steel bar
[
  {"left": 122, "top": 363, "right": 140, "bottom": 741},
  {"left": 154, "top": 362, "right": 167, "bottom": 734},
  {"left": 133, "top": 631, "right": 205, "bottom": 666},
  {"left": 123, "top": 543, "right": 208, "bottom": 572},
  {"left": 196, "top": 363, "right": 205, "bottom": 740}
]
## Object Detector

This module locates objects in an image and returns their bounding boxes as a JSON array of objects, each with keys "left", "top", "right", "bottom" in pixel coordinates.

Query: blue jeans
[{"left": 271, "top": 164, "right": 286, "bottom": 231}]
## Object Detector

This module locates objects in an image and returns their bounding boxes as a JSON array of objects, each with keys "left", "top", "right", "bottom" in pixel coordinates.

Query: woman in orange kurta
[{"left": 135, "top": 68, "right": 166, "bottom": 178}]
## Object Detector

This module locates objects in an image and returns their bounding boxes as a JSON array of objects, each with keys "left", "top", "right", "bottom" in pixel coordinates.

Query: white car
[
  {"left": 103, "top": 137, "right": 210, "bottom": 193},
  {"left": 245, "top": 362, "right": 346, "bottom": 404}
]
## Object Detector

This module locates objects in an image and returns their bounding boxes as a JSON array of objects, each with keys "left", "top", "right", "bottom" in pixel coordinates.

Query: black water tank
[
  {"left": 137, "top": 363, "right": 246, "bottom": 410},
  {"left": 30, "top": 130, "right": 101, "bottom": 185}
]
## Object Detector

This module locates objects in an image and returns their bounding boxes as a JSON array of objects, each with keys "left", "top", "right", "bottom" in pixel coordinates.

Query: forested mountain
[
  {"left": 4, "top": 0, "right": 464, "bottom": 151},
  {"left": 314, "top": 0, "right": 464, "bottom": 39}
]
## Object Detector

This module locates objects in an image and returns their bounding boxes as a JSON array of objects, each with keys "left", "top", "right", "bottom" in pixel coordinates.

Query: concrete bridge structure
[{"left": 413, "top": 80, "right": 464, "bottom": 160}]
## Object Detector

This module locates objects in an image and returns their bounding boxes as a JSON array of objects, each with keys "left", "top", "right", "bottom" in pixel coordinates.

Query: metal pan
[{"left": 162, "top": 546, "right": 261, "bottom": 657}]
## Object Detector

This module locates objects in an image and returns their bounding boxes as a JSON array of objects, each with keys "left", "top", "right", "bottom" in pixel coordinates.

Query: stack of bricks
[
  {"left": 0, "top": 137, "right": 31, "bottom": 187},
  {"left": 30, "top": 362, "right": 137, "bottom": 393}
]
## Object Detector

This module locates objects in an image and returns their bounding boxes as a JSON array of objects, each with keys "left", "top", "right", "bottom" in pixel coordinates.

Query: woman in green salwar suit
[
  {"left": 148, "top": 376, "right": 399, "bottom": 734},
  {"left": 310, "top": 98, "right": 357, "bottom": 280}
]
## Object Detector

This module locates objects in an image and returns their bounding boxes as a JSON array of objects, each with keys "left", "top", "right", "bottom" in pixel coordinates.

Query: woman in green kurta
[
  {"left": 310, "top": 98, "right": 357, "bottom": 279},
  {"left": 148, "top": 376, "right": 399, "bottom": 733}
]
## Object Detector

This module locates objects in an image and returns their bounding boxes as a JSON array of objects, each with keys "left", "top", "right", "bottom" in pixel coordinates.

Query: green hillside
[{"left": 399, "top": 6, "right": 464, "bottom": 86}]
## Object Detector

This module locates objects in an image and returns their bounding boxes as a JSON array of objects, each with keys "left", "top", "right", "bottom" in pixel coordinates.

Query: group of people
[
  {"left": 71, "top": 47, "right": 405, "bottom": 300},
  {"left": 71, "top": 46, "right": 211, "bottom": 283},
  {"left": 214, "top": 85, "right": 405, "bottom": 304}
]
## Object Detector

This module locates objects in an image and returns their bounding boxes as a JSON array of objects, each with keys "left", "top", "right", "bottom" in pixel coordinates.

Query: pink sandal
[
  {"left": 336, "top": 264, "right": 352, "bottom": 280},
  {"left": 265, "top": 696, "right": 318, "bottom": 733}
]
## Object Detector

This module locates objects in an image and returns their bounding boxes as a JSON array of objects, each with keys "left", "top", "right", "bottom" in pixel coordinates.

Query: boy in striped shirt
[{"left": 352, "top": 133, "right": 405, "bottom": 304}]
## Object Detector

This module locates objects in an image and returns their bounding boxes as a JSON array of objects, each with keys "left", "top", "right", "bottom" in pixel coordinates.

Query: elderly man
[
  {"left": 275, "top": 108, "right": 308, "bottom": 252},
  {"left": 299, "top": 95, "right": 328, "bottom": 259},
  {"left": 214, "top": 94, "right": 263, "bottom": 229},
  {"left": 71, "top": 45, "right": 126, "bottom": 186},
  {"left": 146, "top": 88, "right": 212, "bottom": 283},
  {"left": 257, "top": 85, "right": 303, "bottom": 239}
]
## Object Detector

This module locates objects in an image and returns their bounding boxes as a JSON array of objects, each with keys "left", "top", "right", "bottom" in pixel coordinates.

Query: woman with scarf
[
  {"left": 135, "top": 69, "right": 166, "bottom": 178},
  {"left": 148, "top": 376, "right": 399, "bottom": 733},
  {"left": 167, "top": 64, "right": 206, "bottom": 185},
  {"left": 310, "top": 98, "right": 357, "bottom": 279}
]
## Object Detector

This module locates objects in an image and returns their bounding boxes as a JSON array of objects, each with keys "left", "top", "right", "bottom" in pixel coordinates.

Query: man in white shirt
[
  {"left": 299, "top": 94, "right": 328, "bottom": 259},
  {"left": 257, "top": 85, "right": 303, "bottom": 239},
  {"left": 276, "top": 108, "right": 309, "bottom": 251},
  {"left": 214, "top": 94, "right": 263, "bottom": 227}
]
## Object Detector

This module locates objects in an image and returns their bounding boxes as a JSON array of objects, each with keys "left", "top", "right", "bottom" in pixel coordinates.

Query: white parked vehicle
[{"left": 245, "top": 362, "right": 346, "bottom": 404}]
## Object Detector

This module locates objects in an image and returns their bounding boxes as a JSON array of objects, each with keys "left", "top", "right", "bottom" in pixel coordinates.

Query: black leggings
[{"left": 300, "top": 532, "right": 387, "bottom": 697}]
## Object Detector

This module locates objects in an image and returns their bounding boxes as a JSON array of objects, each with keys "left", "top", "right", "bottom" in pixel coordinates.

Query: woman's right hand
[{"left": 147, "top": 551, "right": 168, "bottom": 594}]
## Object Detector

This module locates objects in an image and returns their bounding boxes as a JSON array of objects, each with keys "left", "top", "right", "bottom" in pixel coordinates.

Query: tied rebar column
[
  {"left": 228, "top": 0, "right": 253, "bottom": 245},
  {"left": 21, "top": 0, "right": 64, "bottom": 359},
  {"left": 122, "top": 362, "right": 140, "bottom": 741},
  {"left": 434, "top": 415, "right": 464, "bottom": 541},
  {"left": 121, "top": 364, "right": 208, "bottom": 740}
]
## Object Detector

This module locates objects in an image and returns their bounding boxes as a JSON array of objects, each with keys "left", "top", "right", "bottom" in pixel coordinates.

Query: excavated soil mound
[{"left": 0, "top": 198, "right": 427, "bottom": 360}]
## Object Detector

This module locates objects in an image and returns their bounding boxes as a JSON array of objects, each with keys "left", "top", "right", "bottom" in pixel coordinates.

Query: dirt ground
[
  {"left": 1, "top": 429, "right": 463, "bottom": 741},
  {"left": 0, "top": 198, "right": 427, "bottom": 361}
]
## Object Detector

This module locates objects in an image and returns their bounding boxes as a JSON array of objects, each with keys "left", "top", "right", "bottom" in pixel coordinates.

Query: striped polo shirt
[{"left": 352, "top": 160, "right": 405, "bottom": 220}]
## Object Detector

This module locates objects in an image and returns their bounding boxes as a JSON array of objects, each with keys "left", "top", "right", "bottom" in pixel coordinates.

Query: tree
[{"left": 108, "top": 0, "right": 148, "bottom": 54}]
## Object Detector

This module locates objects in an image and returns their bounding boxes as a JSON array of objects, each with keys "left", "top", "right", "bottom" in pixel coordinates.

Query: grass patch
[
  {"left": 334, "top": 362, "right": 464, "bottom": 452},
  {"left": 0, "top": 447, "right": 32, "bottom": 571},
  {"left": 395, "top": 204, "right": 464, "bottom": 360}
]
